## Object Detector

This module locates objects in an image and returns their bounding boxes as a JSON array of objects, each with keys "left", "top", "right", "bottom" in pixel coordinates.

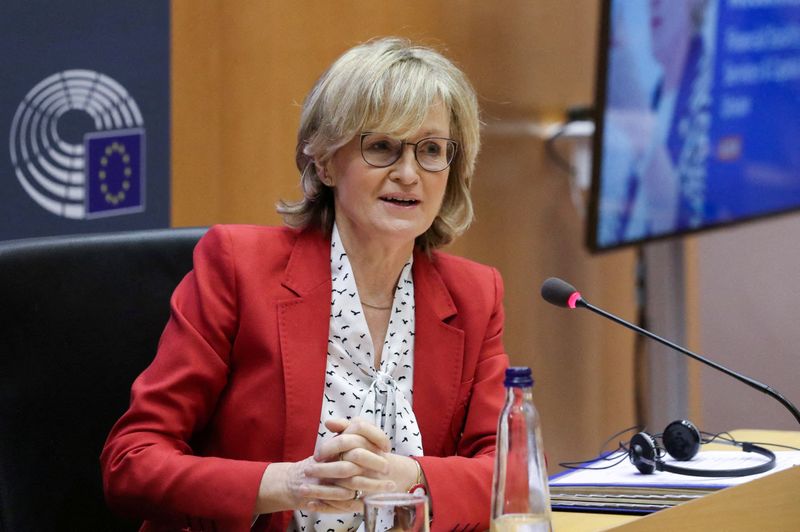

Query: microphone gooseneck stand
[
  {"left": 575, "top": 297, "right": 800, "bottom": 427},
  {"left": 540, "top": 276, "right": 800, "bottom": 427}
]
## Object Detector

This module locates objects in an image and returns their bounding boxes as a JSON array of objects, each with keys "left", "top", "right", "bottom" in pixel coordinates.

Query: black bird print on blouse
[{"left": 293, "top": 224, "right": 422, "bottom": 532}]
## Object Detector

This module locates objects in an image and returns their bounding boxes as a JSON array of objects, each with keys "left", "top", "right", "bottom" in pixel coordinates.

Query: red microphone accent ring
[{"left": 567, "top": 292, "right": 581, "bottom": 309}]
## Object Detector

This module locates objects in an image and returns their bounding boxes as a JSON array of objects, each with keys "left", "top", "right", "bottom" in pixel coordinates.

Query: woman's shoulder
[
  {"left": 429, "top": 249, "right": 498, "bottom": 279},
  {"left": 200, "top": 224, "right": 310, "bottom": 250},
  {"left": 420, "top": 251, "right": 504, "bottom": 328},
  {"left": 426, "top": 249, "right": 502, "bottom": 301},
  {"left": 196, "top": 224, "right": 323, "bottom": 266},
  {"left": 204, "top": 223, "right": 300, "bottom": 242}
]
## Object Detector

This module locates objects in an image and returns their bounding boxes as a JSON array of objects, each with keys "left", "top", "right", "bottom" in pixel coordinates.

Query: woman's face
[{"left": 325, "top": 101, "right": 451, "bottom": 250}]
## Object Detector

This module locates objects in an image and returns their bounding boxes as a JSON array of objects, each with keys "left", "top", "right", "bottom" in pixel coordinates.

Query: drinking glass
[{"left": 364, "top": 493, "right": 430, "bottom": 532}]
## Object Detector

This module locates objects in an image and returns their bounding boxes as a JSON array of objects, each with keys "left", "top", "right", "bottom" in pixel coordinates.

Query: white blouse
[{"left": 292, "top": 224, "right": 423, "bottom": 532}]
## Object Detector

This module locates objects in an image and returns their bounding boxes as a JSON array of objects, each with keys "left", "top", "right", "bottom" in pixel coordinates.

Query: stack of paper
[{"left": 549, "top": 450, "right": 800, "bottom": 514}]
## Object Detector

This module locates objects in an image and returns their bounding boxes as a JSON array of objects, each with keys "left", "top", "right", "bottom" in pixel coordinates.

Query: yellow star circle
[{"left": 98, "top": 141, "right": 132, "bottom": 205}]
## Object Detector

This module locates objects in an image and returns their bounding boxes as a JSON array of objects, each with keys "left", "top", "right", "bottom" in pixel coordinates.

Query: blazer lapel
[
  {"left": 278, "top": 229, "right": 332, "bottom": 462},
  {"left": 411, "top": 250, "right": 465, "bottom": 455}
]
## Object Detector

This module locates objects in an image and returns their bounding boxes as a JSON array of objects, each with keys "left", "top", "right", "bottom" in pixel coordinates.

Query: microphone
[{"left": 540, "top": 277, "right": 800, "bottom": 426}]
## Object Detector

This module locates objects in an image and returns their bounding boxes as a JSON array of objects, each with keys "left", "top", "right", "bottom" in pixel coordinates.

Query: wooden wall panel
[
  {"left": 171, "top": 0, "right": 223, "bottom": 225},
  {"left": 171, "top": 0, "right": 637, "bottom": 472}
]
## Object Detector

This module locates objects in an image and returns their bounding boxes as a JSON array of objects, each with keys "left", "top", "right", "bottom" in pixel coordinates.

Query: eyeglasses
[{"left": 360, "top": 132, "right": 458, "bottom": 172}]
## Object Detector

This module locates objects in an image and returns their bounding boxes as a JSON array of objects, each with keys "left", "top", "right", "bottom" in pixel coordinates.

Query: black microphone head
[{"left": 540, "top": 277, "right": 583, "bottom": 309}]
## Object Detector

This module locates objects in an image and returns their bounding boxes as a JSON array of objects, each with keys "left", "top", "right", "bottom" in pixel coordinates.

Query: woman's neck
[{"left": 335, "top": 223, "right": 413, "bottom": 307}]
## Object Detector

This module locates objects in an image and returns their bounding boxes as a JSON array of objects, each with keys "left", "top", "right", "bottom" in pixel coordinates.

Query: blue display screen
[{"left": 589, "top": 0, "right": 800, "bottom": 251}]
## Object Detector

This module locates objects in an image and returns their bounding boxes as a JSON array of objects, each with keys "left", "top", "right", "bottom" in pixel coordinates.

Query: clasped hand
[{"left": 284, "top": 417, "right": 416, "bottom": 513}]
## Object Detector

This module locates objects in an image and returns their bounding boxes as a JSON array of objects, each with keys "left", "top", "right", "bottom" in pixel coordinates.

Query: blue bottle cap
[{"left": 504, "top": 366, "right": 533, "bottom": 387}]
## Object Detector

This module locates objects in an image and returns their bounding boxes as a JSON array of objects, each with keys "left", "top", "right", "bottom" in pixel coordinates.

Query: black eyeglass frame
[{"left": 359, "top": 132, "right": 459, "bottom": 173}]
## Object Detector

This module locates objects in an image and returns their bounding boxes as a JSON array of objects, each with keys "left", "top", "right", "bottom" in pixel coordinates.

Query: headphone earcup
[
  {"left": 663, "top": 420, "right": 701, "bottom": 461},
  {"left": 629, "top": 432, "right": 659, "bottom": 474}
]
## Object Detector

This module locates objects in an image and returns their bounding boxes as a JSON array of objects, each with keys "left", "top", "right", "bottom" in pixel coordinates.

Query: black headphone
[{"left": 628, "top": 420, "right": 776, "bottom": 477}]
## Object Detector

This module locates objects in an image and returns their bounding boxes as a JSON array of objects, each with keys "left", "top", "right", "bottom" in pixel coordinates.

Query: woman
[{"left": 102, "top": 37, "right": 509, "bottom": 532}]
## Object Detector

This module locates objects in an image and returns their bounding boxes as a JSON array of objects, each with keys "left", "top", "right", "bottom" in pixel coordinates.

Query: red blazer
[{"left": 101, "top": 224, "right": 509, "bottom": 532}]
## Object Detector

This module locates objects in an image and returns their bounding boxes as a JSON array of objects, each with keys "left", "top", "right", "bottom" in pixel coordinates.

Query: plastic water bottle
[{"left": 490, "top": 367, "right": 552, "bottom": 532}]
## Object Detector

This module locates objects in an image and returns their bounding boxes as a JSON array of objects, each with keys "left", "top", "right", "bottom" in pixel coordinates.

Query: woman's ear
[{"left": 316, "top": 162, "right": 333, "bottom": 186}]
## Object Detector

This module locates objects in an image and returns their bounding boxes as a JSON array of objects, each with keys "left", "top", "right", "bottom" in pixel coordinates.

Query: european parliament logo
[{"left": 9, "top": 69, "right": 145, "bottom": 219}]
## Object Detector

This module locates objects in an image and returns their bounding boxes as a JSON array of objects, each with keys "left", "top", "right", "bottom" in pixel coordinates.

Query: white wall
[{"left": 696, "top": 214, "right": 800, "bottom": 432}]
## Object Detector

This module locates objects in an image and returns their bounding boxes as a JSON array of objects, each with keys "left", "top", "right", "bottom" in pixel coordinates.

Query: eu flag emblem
[{"left": 84, "top": 129, "right": 145, "bottom": 217}]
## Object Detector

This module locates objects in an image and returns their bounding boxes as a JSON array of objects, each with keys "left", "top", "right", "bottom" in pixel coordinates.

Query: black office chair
[{"left": 0, "top": 227, "right": 207, "bottom": 531}]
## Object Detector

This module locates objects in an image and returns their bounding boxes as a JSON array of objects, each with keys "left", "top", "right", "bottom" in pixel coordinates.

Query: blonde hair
[{"left": 277, "top": 37, "right": 481, "bottom": 251}]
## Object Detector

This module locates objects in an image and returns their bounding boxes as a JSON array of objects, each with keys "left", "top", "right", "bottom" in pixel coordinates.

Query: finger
[
  {"left": 340, "top": 418, "right": 391, "bottom": 452},
  {"left": 295, "top": 482, "right": 357, "bottom": 502},
  {"left": 315, "top": 433, "right": 385, "bottom": 462},
  {"left": 304, "top": 459, "right": 363, "bottom": 480},
  {"left": 335, "top": 476, "right": 396, "bottom": 494},
  {"left": 324, "top": 417, "right": 350, "bottom": 434},
  {"left": 307, "top": 498, "right": 362, "bottom": 514},
  {"left": 324, "top": 417, "right": 388, "bottom": 449},
  {"left": 341, "top": 446, "right": 390, "bottom": 475}
]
